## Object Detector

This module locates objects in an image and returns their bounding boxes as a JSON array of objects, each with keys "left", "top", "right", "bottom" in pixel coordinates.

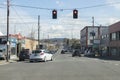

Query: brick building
[
  {"left": 80, "top": 26, "right": 107, "bottom": 52},
  {"left": 109, "top": 21, "right": 120, "bottom": 57}
]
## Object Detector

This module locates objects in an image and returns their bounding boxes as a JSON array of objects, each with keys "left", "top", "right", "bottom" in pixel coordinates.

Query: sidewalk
[
  {"left": 97, "top": 56, "right": 120, "bottom": 61},
  {"left": 0, "top": 55, "right": 18, "bottom": 65},
  {"left": 0, "top": 60, "right": 9, "bottom": 65}
]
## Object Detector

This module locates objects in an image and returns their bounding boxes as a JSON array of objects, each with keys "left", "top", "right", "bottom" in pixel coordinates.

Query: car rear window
[{"left": 32, "top": 50, "right": 42, "bottom": 53}]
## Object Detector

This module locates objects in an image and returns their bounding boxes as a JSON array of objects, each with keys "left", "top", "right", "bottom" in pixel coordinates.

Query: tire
[
  {"left": 44, "top": 57, "right": 47, "bottom": 62},
  {"left": 50, "top": 57, "right": 53, "bottom": 61},
  {"left": 19, "top": 58, "right": 24, "bottom": 61},
  {"left": 29, "top": 60, "right": 33, "bottom": 62},
  {"left": 19, "top": 58, "right": 22, "bottom": 61},
  {"left": 79, "top": 54, "right": 81, "bottom": 57}
]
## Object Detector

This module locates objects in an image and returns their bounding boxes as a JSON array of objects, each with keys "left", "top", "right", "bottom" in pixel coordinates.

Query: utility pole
[
  {"left": 92, "top": 16, "right": 95, "bottom": 52},
  {"left": 38, "top": 15, "right": 40, "bottom": 47},
  {"left": 92, "top": 16, "right": 95, "bottom": 40},
  {"left": 92, "top": 17, "right": 94, "bottom": 27},
  {"left": 6, "top": 0, "right": 10, "bottom": 62},
  {"left": 71, "top": 28, "right": 73, "bottom": 39}
]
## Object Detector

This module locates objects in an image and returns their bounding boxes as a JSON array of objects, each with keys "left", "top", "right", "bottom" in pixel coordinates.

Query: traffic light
[
  {"left": 73, "top": 9, "right": 78, "bottom": 19},
  {"left": 52, "top": 9, "right": 57, "bottom": 19}
]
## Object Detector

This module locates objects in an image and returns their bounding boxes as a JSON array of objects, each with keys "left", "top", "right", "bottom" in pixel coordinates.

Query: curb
[
  {"left": 0, "top": 59, "right": 18, "bottom": 65},
  {"left": 0, "top": 60, "right": 9, "bottom": 65}
]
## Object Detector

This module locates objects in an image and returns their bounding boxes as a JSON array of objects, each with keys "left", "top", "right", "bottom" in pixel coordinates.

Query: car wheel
[
  {"left": 29, "top": 60, "right": 33, "bottom": 62},
  {"left": 44, "top": 57, "right": 47, "bottom": 62},
  {"left": 19, "top": 58, "right": 22, "bottom": 61},
  {"left": 50, "top": 57, "right": 53, "bottom": 61}
]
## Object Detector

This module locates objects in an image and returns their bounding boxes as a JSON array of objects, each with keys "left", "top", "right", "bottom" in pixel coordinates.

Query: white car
[{"left": 29, "top": 49, "right": 53, "bottom": 62}]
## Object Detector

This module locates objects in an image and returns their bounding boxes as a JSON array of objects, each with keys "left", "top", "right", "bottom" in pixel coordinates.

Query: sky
[{"left": 0, "top": 0, "right": 120, "bottom": 39}]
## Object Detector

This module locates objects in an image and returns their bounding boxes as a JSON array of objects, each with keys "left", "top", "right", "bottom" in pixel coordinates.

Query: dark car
[
  {"left": 61, "top": 49, "right": 68, "bottom": 54},
  {"left": 61, "top": 50, "right": 65, "bottom": 54},
  {"left": 0, "top": 50, "right": 6, "bottom": 60},
  {"left": 19, "top": 49, "right": 30, "bottom": 61},
  {"left": 72, "top": 49, "right": 81, "bottom": 57}
]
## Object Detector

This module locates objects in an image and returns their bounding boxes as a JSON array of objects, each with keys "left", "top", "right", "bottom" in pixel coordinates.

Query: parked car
[
  {"left": 61, "top": 49, "right": 68, "bottom": 54},
  {"left": 84, "top": 50, "right": 95, "bottom": 57},
  {"left": 0, "top": 49, "right": 6, "bottom": 60},
  {"left": 61, "top": 50, "right": 65, "bottom": 54},
  {"left": 29, "top": 49, "right": 53, "bottom": 62},
  {"left": 72, "top": 49, "right": 81, "bottom": 57},
  {"left": 19, "top": 49, "right": 30, "bottom": 61}
]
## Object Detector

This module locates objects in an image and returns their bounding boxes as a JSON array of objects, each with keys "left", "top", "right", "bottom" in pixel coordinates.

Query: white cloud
[
  {"left": 51, "top": 25, "right": 64, "bottom": 30},
  {"left": 0, "top": 7, "right": 37, "bottom": 37},
  {"left": 106, "top": 0, "right": 120, "bottom": 9},
  {"left": 56, "top": 0, "right": 64, "bottom": 7},
  {"left": 108, "top": 17, "right": 120, "bottom": 24}
]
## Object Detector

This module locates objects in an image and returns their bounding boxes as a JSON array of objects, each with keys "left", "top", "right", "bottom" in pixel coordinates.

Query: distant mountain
[
  {"left": 41, "top": 38, "right": 68, "bottom": 43},
  {"left": 49, "top": 38, "right": 65, "bottom": 42}
]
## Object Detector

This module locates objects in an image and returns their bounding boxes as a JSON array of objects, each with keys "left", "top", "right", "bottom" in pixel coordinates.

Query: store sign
[
  {"left": 11, "top": 43, "right": 16, "bottom": 47},
  {"left": 94, "top": 39, "right": 100, "bottom": 44}
]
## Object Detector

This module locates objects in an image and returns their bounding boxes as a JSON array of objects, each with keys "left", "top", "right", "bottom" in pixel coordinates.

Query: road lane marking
[{"left": 115, "top": 64, "right": 119, "bottom": 66}]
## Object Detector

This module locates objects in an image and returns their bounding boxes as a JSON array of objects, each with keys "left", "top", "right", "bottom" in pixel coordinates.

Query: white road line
[{"left": 115, "top": 64, "right": 119, "bottom": 66}]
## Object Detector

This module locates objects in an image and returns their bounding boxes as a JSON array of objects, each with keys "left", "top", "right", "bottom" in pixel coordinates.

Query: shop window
[
  {"left": 111, "top": 33, "right": 116, "bottom": 40},
  {"left": 111, "top": 48, "right": 117, "bottom": 56},
  {"left": 119, "top": 31, "right": 120, "bottom": 40}
]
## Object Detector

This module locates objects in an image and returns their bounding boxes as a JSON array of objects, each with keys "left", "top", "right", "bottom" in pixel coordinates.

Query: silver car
[{"left": 29, "top": 49, "right": 53, "bottom": 62}]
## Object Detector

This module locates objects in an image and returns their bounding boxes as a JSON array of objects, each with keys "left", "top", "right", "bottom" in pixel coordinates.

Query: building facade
[
  {"left": 24, "top": 38, "right": 38, "bottom": 51},
  {"left": 100, "top": 27, "right": 109, "bottom": 56},
  {"left": 0, "top": 35, "right": 18, "bottom": 55},
  {"left": 109, "top": 21, "right": 120, "bottom": 57},
  {"left": 80, "top": 26, "right": 107, "bottom": 53}
]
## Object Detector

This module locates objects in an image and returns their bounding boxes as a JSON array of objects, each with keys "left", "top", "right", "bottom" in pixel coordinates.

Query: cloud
[
  {"left": 108, "top": 17, "right": 120, "bottom": 24},
  {"left": 106, "top": 0, "right": 120, "bottom": 9},
  {"left": 56, "top": 0, "right": 64, "bottom": 7},
  {"left": 0, "top": 7, "right": 37, "bottom": 37},
  {"left": 51, "top": 25, "right": 64, "bottom": 30}
]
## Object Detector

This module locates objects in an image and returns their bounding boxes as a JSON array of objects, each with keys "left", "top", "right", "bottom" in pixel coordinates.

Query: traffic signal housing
[
  {"left": 52, "top": 9, "right": 57, "bottom": 19},
  {"left": 73, "top": 9, "right": 78, "bottom": 19}
]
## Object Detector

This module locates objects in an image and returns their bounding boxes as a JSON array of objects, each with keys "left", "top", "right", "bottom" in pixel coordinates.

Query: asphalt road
[{"left": 0, "top": 51, "right": 120, "bottom": 80}]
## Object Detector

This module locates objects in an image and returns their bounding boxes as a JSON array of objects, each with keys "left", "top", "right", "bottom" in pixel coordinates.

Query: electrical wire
[
  {"left": 11, "top": 1, "right": 120, "bottom": 10},
  {"left": 11, "top": 6, "right": 33, "bottom": 28},
  {"left": 1, "top": 1, "right": 120, "bottom": 10}
]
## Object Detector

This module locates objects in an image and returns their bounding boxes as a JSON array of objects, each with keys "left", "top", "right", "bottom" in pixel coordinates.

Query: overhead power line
[
  {"left": 1, "top": 1, "right": 120, "bottom": 10},
  {"left": 9, "top": 1, "right": 120, "bottom": 10}
]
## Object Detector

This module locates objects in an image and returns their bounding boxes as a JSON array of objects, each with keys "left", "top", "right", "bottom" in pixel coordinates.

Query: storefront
[{"left": 0, "top": 36, "right": 18, "bottom": 56}]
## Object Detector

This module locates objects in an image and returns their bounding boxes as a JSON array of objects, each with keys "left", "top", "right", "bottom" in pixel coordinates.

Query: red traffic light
[
  {"left": 52, "top": 10, "right": 57, "bottom": 19},
  {"left": 73, "top": 9, "right": 78, "bottom": 19},
  {"left": 53, "top": 11, "right": 57, "bottom": 14}
]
